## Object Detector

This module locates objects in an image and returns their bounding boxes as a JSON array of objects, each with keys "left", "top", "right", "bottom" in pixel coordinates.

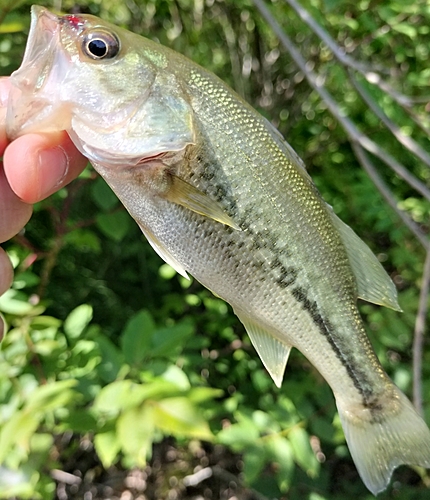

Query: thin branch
[
  {"left": 351, "top": 143, "right": 429, "bottom": 250},
  {"left": 348, "top": 72, "right": 430, "bottom": 170},
  {"left": 282, "top": 0, "right": 422, "bottom": 119},
  {"left": 252, "top": 0, "right": 430, "bottom": 205},
  {"left": 218, "top": 7, "right": 245, "bottom": 98},
  {"left": 36, "top": 235, "right": 63, "bottom": 299},
  {"left": 413, "top": 249, "right": 430, "bottom": 415},
  {"left": 283, "top": 0, "right": 370, "bottom": 74}
]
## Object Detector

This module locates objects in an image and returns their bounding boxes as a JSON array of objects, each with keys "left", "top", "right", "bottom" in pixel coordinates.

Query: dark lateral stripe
[
  {"left": 291, "top": 286, "right": 373, "bottom": 404},
  {"left": 276, "top": 265, "right": 298, "bottom": 289}
]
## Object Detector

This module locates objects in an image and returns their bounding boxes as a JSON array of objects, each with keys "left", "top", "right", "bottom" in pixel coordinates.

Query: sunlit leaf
[
  {"left": 117, "top": 405, "right": 155, "bottom": 466},
  {"left": 153, "top": 397, "right": 213, "bottom": 440},
  {"left": 64, "top": 304, "right": 93, "bottom": 340},
  {"left": 94, "top": 430, "right": 121, "bottom": 468},
  {"left": 289, "top": 427, "right": 320, "bottom": 478}
]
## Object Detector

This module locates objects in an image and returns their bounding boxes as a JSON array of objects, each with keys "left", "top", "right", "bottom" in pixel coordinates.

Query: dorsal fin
[
  {"left": 234, "top": 309, "right": 291, "bottom": 387},
  {"left": 330, "top": 211, "right": 401, "bottom": 311}
]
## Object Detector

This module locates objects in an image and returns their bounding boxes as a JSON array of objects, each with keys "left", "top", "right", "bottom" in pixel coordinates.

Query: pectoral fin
[
  {"left": 138, "top": 223, "right": 189, "bottom": 279},
  {"left": 330, "top": 211, "right": 401, "bottom": 311},
  {"left": 164, "top": 175, "right": 240, "bottom": 230},
  {"left": 235, "top": 309, "right": 291, "bottom": 388}
]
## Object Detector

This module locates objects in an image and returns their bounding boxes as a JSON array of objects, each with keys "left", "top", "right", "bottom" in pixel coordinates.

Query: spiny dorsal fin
[
  {"left": 330, "top": 211, "right": 401, "bottom": 311},
  {"left": 164, "top": 175, "right": 240, "bottom": 230},
  {"left": 234, "top": 308, "right": 291, "bottom": 388}
]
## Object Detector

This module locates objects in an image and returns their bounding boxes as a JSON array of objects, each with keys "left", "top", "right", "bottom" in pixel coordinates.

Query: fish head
[{"left": 7, "top": 5, "right": 194, "bottom": 167}]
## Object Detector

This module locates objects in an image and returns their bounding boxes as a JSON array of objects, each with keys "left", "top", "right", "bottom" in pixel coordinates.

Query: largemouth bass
[{"left": 6, "top": 6, "right": 430, "bottom": 495}]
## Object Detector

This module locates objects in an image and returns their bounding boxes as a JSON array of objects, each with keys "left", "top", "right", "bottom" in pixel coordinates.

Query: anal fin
[
  {"left": 164, "top": 175, "right": 240, "bottom": 230},
  {"left": 235, "top": 309, "right": 291, "bottom": 388}
]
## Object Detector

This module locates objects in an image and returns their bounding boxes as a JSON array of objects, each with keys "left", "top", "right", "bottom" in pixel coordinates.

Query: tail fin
[{"left": 337, "top": 388, "right": 430, "bottom": 496}]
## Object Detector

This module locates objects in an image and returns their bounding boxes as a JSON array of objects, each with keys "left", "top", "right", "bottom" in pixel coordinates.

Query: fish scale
[{"left": 6, "top": 6, "right": 430, "bottom": 495}]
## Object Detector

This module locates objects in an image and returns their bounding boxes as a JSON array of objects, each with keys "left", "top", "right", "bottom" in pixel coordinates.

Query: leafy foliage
[{"left": 0, "top": 0, "right": 429, "bottom": 499}]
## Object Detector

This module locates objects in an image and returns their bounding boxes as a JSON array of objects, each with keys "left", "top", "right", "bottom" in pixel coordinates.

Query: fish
[{"left": 6, "top": 5, "right": 430, "bottom": 495}]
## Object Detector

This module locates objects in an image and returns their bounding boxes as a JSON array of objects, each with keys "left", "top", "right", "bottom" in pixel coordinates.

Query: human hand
[{"left": 0, "top": 77, "right": 88, "bottom": 337}]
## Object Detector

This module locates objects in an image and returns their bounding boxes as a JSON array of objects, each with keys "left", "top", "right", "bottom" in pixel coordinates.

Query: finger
[
  {"left": 3, "top": 131, "right": 88, "bottom": 204},
  {"left": 0, "top": 247, "right": 13, "bottom": 295},
  {"left": 0, "top": 78, "right": 11, "bottom": 154},
  {"left": 0, "top": 165, "right": 32, "bottom": 243}
]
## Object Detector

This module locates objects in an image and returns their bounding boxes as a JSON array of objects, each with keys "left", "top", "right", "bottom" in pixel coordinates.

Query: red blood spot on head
[{"left": 63, "top": 14, "right": 85, "bottom": 29}]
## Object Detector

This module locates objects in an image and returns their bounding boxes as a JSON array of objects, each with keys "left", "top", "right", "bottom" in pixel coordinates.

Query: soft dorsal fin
[
  {"left": 329, "top": 211, "right": 401, "bottom": 311},
  {"left": 234, "top": 309, "right": 291, "bottom": 387},
  {"left": 164, "top": 175, "right": 240, "bottom": 230},
  {"left": 138, "top": 223, "right": 189, "bottom": 279}
]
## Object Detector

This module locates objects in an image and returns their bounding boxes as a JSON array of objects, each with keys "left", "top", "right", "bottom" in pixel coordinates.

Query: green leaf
[
  {"left": 217, "top": 416, "right": 259, "bottom": 450},
  {"left": 187, "top": 387, "right": 224, "bottom": 403},
  {"left": 91, "top": 177, "right": 119, "bottom": 211},
  {"left": 64, "top": 304, "right": 93, "bottom": 340},
  {"left": 25, "top": 380, "right": 77, "bottom": 413},
  {"left": 266, "top": 434, "right": 295, "bottom": 492},
  {"left": 93, "top": 380, "right": 148, "bottom": 416},
  {"left": 0, "top": 410, "right": 41, "bottom": 463},
  {"left": 93, "top": 378, "right": 183, "bottom": 417},
  {"left": 96, "top": 211, "right": 131, "bottom": 241},
  {"left": 32, "top": 339, "right": 62, "bottom": 356},
  {"left": 161, "top": 365, "right": 190, "bottom": 390},
  {"left": 392, "top": 22, "right": 417, "bottom": 38},
  {"left": 153, "top": 397, "right": 213, "bottom": 440},
  {"left": 29, "top": 315, "right": 62, "bottom": 329},
  {"left": 12, "top": 271, "right": 40, "bottom": 289},
  {"left": 120, "top": 310, "right": 156, "bottom": 365},
  {"left": 60, "top": 410, "right": 98, "bottom": 433},
  {"left": 30, "top": 433, "right": 54, "bottom": 453},
  {"left": 149, "top": 322, "right": 194, "bottom": 357},
  {"left": 243, "top": 444, "right": 267, "bottom": 484},
  {"left": 0, "top": 289, "right": 34, "bottom": 315},
  {"left": 63, "top": 228, "right": 101, "bottom": 253},
  {"left": 288, "top": 427, "right": 320, "bottom": 478},
  {"left": 95, "top": 335, "right": 124, "bottom": 383},
  {"left": 94, "top": 430, "right": 121, "bottom": 468},
  {"left": 117, "top": 405, "right": 155, "bottom": 466}
]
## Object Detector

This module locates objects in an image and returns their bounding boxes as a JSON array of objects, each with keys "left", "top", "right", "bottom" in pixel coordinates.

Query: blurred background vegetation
[{"left": 0, "top": 0, "right": 429, "bottom": 498}]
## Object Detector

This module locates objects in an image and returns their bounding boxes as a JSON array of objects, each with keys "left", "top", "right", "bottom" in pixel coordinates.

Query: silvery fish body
[{"left": 6, "top": 6, "right": 430, "bottom": 495}]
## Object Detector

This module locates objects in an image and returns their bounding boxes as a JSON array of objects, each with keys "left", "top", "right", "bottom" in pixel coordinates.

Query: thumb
[{"left": 3, "top": 131, "right": 88, "bottom": 204}]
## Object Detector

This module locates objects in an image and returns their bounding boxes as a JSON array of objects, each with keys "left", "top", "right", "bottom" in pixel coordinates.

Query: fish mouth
[
  {"left": 6, "top": 6, "right": 71, "bottom": 139},
  {"left": 20, "top": 6, "right": 60, "bottom": 70}
]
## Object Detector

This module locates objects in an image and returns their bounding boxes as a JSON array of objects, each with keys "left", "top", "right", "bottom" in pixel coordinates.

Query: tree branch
[
  {"left": 413, "top": 249, "right": 430, "bottom": 415},
  {"left": 351, "top": 143, "right": 429, "bottom": 250},
  {"left": 253, "top": 0, "right": 430, "bottom": 204},
  {"left": 348, "top": 72, "right": 430, "bottom": 170},
  {"left": 282, "top": 0, "right": 427, "bottom": 128}
]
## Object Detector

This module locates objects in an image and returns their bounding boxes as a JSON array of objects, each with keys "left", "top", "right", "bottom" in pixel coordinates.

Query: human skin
[{"left": 0, "top": 78, "right": 87, "bottom": 336}]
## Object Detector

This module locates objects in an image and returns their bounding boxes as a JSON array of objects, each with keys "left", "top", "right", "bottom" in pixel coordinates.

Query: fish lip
[
  {"left": 21, "top": 6, "right": 60, "bottom": 68},
  {"left": 6, "top": 6, "right": 65, "bottom": 139}
]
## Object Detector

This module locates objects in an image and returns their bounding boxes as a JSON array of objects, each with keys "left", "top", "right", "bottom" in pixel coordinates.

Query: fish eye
[{"left": 82, "top": 30, "right": 120, "bottom": 60}]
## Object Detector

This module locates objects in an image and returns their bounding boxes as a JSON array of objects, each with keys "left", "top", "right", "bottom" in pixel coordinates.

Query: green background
[{"left": 0, "top": 0, "right": 429, "bottom": 498}]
